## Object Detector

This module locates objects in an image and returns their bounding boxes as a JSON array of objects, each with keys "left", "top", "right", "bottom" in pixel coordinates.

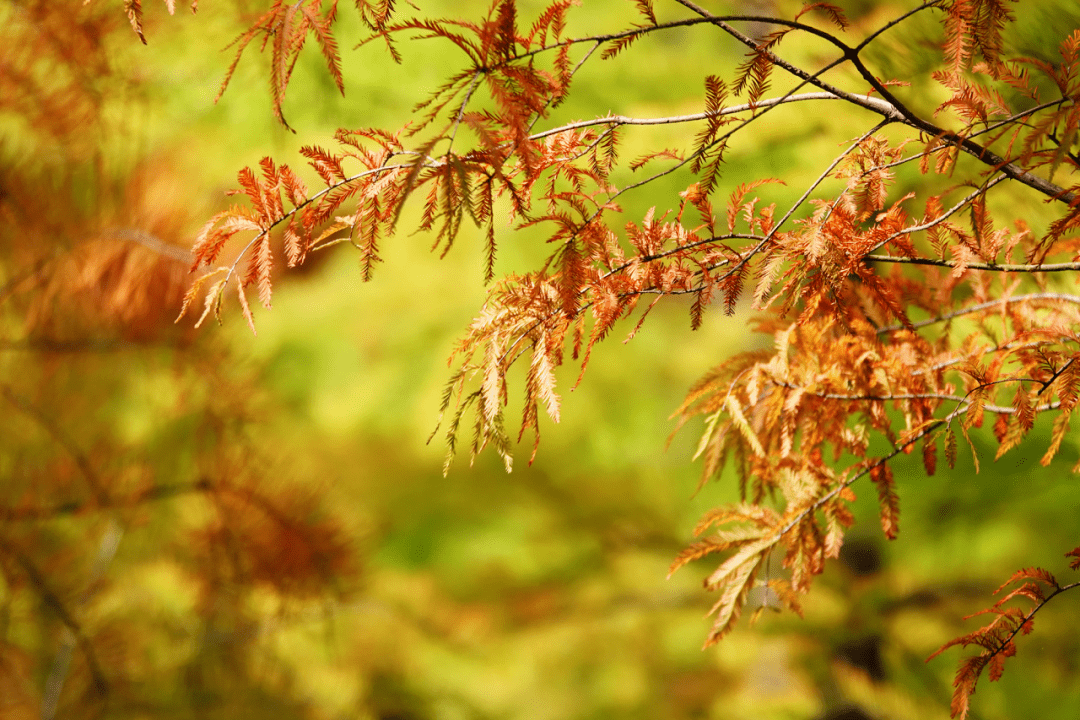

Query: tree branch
[
  {"left": 528, "top": 92, "right": 894, "bottom": 141},
  {"left": 0, "top": 479, "right": 213, "bottom": 522},
  {"left": 0, "top": 385, "right": 109, "bottom": 506},
  {"left": 0, "top": 538, "right": 109, "bottom": 698},
  {"left": 672, "top": 0, "right": 1077, "bottom": 204},
  {"left": 865, "top": 255, "right": 1080, "bottom": 272},
  {"left": 878, "top": 292, "right": 1080, "bottom": 333}
]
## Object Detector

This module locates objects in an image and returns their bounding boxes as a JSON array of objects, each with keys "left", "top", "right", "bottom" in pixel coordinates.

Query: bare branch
[
  {"left": 879, "top": 292, "right": 1080, "bottom": 333},
  {"left": 865, "top": 255, "right": 1080, "bottom": 272},
  {"left": 528, "top": 92, "right": 895, "bottom": 141},
  {"left": 0, "top": 538, "right": 109, "bottom": 698},
  {"left": 1, "top": 385, "right": 109, "bottom": 505}
]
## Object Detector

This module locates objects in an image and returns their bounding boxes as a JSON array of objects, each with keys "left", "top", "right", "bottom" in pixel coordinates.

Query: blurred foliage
[{"left": 0, "top": 1, "right": 1078, "bottom": 719}]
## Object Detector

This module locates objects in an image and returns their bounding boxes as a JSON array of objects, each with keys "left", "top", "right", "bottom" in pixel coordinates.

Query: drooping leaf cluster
[{"left": 928, "top": 554, "right": 1080, "bottom": 720}]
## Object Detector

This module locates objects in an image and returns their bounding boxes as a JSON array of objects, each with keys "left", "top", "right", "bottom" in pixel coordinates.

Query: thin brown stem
[
  {"left": 0, "top": 538, "right": 109, "bottom": 697},
  {"left": 865, "top": 255, "right": 1080, "bottom": 272},
  {"left": 878, "top": 292, "right": 1080, "bottom": 333},
  {"left": 0, "top": 385, "right": 109, "bottom": 506}
]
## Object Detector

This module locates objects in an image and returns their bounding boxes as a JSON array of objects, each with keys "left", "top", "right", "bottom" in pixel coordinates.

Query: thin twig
[
  {"left": 0, "top": 538, "right": 109, "bottom": 699},
  {"left": 673, "top": 0, "right": 1075, "bottom": 204},
  {"left": 865, "top": 255, "right": 1080, "bottom": 272},
  {"left": 877, "top": 292, "right": 1080, "bottom": 333},
  {"left": 0, "top": 385, "right": 109, "bottom": 505},
  {"left": 866, "top": 173, "right": 1010, "bottom": 254},
  {"left": 528, "top": 92, "right": 889, "bottom": 141}
]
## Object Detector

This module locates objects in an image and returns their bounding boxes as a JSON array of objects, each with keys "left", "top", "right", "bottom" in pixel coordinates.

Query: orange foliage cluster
[{"left": 928, "top": 558, "right": 1080, "bottom": 719}]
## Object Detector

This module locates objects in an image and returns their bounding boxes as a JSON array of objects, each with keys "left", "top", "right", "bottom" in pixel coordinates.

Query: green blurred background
[{"left": 1, "top": 1, "right": 1078, "bottom": 718}]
